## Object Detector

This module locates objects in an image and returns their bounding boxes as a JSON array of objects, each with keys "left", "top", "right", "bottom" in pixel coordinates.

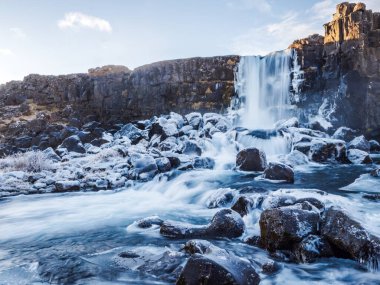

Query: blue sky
[{"left": 1, "top": 0, "right": 379, "bottom": 83}]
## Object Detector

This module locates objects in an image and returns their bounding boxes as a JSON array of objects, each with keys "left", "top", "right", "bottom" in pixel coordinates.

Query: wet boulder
[
  {"left": 321, "top": 207, "right": 380, "bottom": 266},
  {"left": 231, "top": 196, "right": 254, "bottom": 217},
  {"left": 347, "top": 149, "right": 373, "bottom": 164},
  {"left": 308, "top": 139, "right": 348, "bottom": 163},
  {"left": 295, "top": 197, "right": 325, "bottom": 211},
  {"left": 332, "top": 127, "right": 357, "bottom": 141},
  {"left": 262, "top": 162, "right": 294, "bottom": 183},
  {"left": 294, "top": 235, "right": 334, "bottom": 263},
  {"left": 236, "top": 148, "right": 267, "bottom": 171},
  {"left": 58, "top": 135, "right": 86, "bottom": 154},
  {"left": 369, "top": 140, "right": 380, "bottom": 152},
  {"left": 178, "top": 240, "right": 260, "bottom": 285},
  {"left": 259, "top": 203, "right": 320, "bottom": 251},
  {"left": 160, "top": 209, "right": 244, "bottom": 239},
  {"left": 348, "top": 135, "right": 371, "bottom": 152}
]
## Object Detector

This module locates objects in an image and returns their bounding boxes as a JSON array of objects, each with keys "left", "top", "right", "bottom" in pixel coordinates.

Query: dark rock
[
  {"left": 160, "top": 209, "right": 244, "bottom": 239},
  {"left": 259, "top": 204, "right": 320, "bottom": 251},
  {"left": 247, "top": 129, "right": 278, "bottom": 139},
  {"left": 58, "top": 135, "right": 86, "bottom": 153},
  {"left": 82, "top": 121, "right": 101, "bottom": 132},
  {"left": 77, "top": 131, "right": 98, "bottom": 144},
  {"left": 55, "top": 181, "right": 80, "bottom": 192},
  {"left": 116, "top": 123, "right": 144, "bottom": 144},
  {"left": 363, "top": 193, "right": 380, "bottom": 201},
  {"left": 236, "top": 148, "right": 267, "bottom": 171},
  {"left": 206, "top": 190, "right": 235, "bottom": 209},
  {"left": 14, "top": 136, "right": 32, "bottom": 148},
  {"left": 181, "top": 140, "right": 202, "bottom": 156},
  {"left": 90, "top": 137, "right": 110, "bottom": 147},
  {"left": 295, "top": 197, "right": 325, "bottom": 210},
  {"left": 332, "top": 127, "right": 357, "bottom": 142},
  {"left": 370, "top": 168, "right": 380, "bottom": 177},
  {"left": 294, "top": 235, "right": 334, "bottom": 263},
  {"left": 321, "top": 207, "right": 380, "bottom": 267},
  {"left": 155, "top": 157, "right": 172, "bottom": 173},
  {"left": 308, "top": 139, "right": 348, "bottom": 163},
  {"left": 244, "top": 236, "right": 262, "bottom": 247},
  {"left": 261, "top": 260, "right": 280, "bottom": 274},
  {"left": 231, "top": 196, "right": 254, "bottom": 217},
  {"left": 263, "top": 162, "right": 294, "bottom": 183},
  {"left": 166, "top": 155, "right": 181, "bottom": 168},
  {"left": 347, "top": 149, "right": 373, "bottom": 164},
  {"left": 136, "top": 216, "right": 164, "bottom": 228},
  {"left": 369, "top": 140, "right": 380, "bottom": 152},
  {"left": 192, "top": 157, "right": 215, "bottom": 169},
  {"left": 348, "top": 136, "right": 371, "bottom": 152},
  {"left": 177, "top": 241, "right": 260, "bottom": 285}
]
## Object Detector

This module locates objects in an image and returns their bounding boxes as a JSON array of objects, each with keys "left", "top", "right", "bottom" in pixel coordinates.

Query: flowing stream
[{"left": 0, "top": 50, "right": 379, "bottom": 284}]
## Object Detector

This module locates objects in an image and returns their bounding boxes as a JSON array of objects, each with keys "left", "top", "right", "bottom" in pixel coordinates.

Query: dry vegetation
[{"left": 0, "top": 150, "right": 54, "bottom": 173}]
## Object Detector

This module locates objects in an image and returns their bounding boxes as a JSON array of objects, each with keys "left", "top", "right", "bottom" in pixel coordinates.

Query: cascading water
[
  {"left": 233, "top": 49, "right": 296, "bottom": 156},
  {"left": 234, "top": 49, "right": 293, "bottom": 129}
]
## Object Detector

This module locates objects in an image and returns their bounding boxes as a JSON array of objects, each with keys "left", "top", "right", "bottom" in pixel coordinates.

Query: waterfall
[{"left": 234, "top": 49, "right": 293, "bottom": 129}]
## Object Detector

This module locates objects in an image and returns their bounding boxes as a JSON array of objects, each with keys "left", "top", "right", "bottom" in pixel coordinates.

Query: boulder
[
  {"left": 259, "top": 203, "right": 320, "bottom": 251},
  {"left": 116, "top": 123, "right": 144, "bottom": 144},
  {"left": 369, "top": 140, "right": 380, "bottom": 152},
  {"left": 185, "top": 112, "right": 203, "bottom": 129},
  {"left": 236, "top": 148, "right": 267, "bottom": 171},
  {"left": 347, "top": 149, "right": 373, "bottom": 164},
  {"left": 181, "top": 140, "right": 202, "bottom": 156},
  {"left": 55, "top": 181, "right": 81, "bottom": 192},
  {"left": 129, "top": 154, "right": 158, "bottom": 180},
  {"left": 262, "top": 162, "right": 295, "bottom": 183},
  {"left": 332, "top": 127, "right": 357, "bottom": 141},
  {"left": 231, "top": 196, "right": 254, "bottom": 217},
  {"left": 178, "top": 240, "right": 260, "bottom": 285},
  {"left": 136, "top": 216, "right": 164, "bottom": 228},
  {"left": 294, "top": 235, "right": 334, "bottom": 263},
  {"left": 58, "top": 135, "right": 86, "bottom": 154},
  {"left": 155, "top": 157, "right": 172, "bottom": 173},
  {"left": 308, "top": 139, "right": 348, "bottom": 163},
  {"left": 160, "top": 209, "right": 244, "bottom": 239},
  {"left": 321, "top": 207, "right": 380, "bottom": 266},
  {"left": 348, "top": 135, "right": 371, "bottom": 152}
]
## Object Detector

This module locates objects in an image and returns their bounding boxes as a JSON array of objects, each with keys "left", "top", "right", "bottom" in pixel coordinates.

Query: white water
[{"left": 234, "top": 49, "right": 293, "bottom": 129}]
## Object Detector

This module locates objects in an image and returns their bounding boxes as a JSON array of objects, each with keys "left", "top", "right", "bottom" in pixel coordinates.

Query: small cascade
[{"left": 234, "top": 49, "right": 293, "bottom": 129}]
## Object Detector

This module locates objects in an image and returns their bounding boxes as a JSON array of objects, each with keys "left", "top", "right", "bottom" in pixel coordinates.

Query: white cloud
[
  {"left": 309, "top": 0, "right": 336, "bottom": 21},
  {"left": 230, "top": 12, "right": 319, "bottom": 56},
  {"left": 10, "top": 27, "right": 26, "bottom": 39},
  {"left": 0, "top": 49, "right": 14, "bottom": 56},
  {"left": 226, "top": 0, "right": 271, "bottom": 13},
  {"left": 58, "top": 12, "right": 112, "bottom": 32}
]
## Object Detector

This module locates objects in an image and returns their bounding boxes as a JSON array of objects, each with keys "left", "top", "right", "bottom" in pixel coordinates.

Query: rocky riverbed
[{"left": 0, "top": 110, "right": 379, "bottom": 284}]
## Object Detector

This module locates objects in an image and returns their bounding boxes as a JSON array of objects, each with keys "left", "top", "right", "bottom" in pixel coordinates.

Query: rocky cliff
[
  {"left": 0, "top": 57, "right": 238, "bottom": 148},
  {"left": 291, "top": 2, "right": 380, "bottom": 139}
]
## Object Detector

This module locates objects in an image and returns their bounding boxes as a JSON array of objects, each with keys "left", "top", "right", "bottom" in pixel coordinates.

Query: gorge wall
[{"left": 290, "top": 2, "right": 380, "bottom": 139}]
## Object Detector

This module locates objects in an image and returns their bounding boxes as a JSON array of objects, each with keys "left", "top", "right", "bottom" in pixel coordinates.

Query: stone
[
  {"left": 262, "top": 162, "right": 295, "bottom": 183},
  {"left": 136, "top": 216, "right": 164, "bottom": 228},
  {"left": 294, "top": 235, "right": 334, "bottom": 263},
  {"left": 55, "top": 181, "right": 80, "bottom": 192},
  {"left": 308, "top": 139, "right": 348, "bottom": 163},
  {"left": 185, "top": 112, "right": 203, "bottom": 129},
  {"left": 321, "top": 207, "right": 380, "bottom": 266},
  {"left": 177, "top": 241, "right": 260, "bottom": 285},
  {"left": 332, "top": 127, "right": 357, "bottom": 142},
  {"left": 116, "top": 123, "right": 144, "bottom": 144},
  {"left": 155, "top": 157, "right": 172, "bottom": 173},
  {"left": 160, "top": 209, "right": 244, "bottom": 239},
  {"left": 181, "top": 140, "right": 202, "bottom": 156},
  {"left": 259, "top": 204, "right": 320, "bottom": 251},
  {"left": 192, "top": 157, "right": 215, "bottom": 169},
  {"left": 348, "top": 135, "right": 371, "bottom": 152},
  {"left": 231, "top": 196, "right": 254, "bottom": 217},
  {"left": 369, "top": 140, "right": 380, "bottom": 152},
  {"left": 58, "top": 135, "right": 86, "bottom": 154},
  {"left": 347, "top": 149, "right": 373, "bottom": 164},
  {"left": 236, "top": 148, "right": 267, "bottom": 171}
]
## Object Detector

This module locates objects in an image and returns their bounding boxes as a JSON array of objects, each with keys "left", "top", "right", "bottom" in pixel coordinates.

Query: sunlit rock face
[{"left": 290, "top": 2, "right": 380, "bottom": 140}]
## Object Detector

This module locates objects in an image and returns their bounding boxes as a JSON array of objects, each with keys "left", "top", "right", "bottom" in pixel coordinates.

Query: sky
[{"left": 1, "top": 0, "right": 380, "bottom": 84}]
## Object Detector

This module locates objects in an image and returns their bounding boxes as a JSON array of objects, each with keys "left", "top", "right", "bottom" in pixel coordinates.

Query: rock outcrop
[
  {"left": 291, "top": 2, "right": 380, "bottom": 140},
  {"left": 0, "top": 56, "right": 238, "bottom": 147}
]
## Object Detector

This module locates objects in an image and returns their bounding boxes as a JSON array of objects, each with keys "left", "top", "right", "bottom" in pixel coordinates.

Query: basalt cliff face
[{"left": 290, "top": 2, "right": 380, "bottom": 139}]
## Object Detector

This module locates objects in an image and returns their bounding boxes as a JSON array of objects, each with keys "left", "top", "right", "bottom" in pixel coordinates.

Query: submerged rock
[
  {"left": 236, "top": 148, "right": 267, "bottom": 171},
  {"left": 262, "top": 162, "right": 294, "bottom": 183},
  {"left": 178, "top": 240, "right": 260, "bottom": 285},
  {"left": 321, "top": 207, "right": 380, "bottom": 267},
  {"left": 259, "top": 203, "right": 320, "bottom": 251},
  {"left": 160, "top": 209, "right": 244, "bottom": 239}
]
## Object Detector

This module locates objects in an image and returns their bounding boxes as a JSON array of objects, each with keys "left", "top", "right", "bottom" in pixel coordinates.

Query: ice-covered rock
[
  {"left": 347, "top": 149, "right": 372, "bottom": 164},
  {"left": 236, "top": 148, "right": 267, "bottom": 171}
]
